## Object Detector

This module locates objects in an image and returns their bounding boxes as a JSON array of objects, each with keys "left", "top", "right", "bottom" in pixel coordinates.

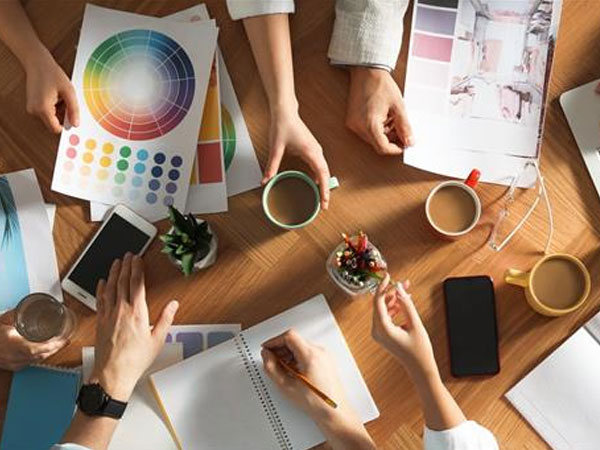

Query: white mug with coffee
[{"left": 425, "top": 169, "right": 481, "bottom": 238}]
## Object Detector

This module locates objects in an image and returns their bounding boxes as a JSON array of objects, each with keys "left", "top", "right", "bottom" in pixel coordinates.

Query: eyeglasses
[{"left": 488, "top": 161, "right": 554, "bottom": 253}]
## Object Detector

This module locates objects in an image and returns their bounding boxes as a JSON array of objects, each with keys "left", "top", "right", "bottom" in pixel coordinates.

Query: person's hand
[
  {"left": 90, "top": 253, "right": 179, "bottom": 401},
  {"left": 24, "top": 48, "right": 79, "bottom": 133},
  {"left": 0, "top": 309, "right": 68, "bottom": 371},
  {"left": 261, "top": 329, "right": 358, "bottom": 425},
  {"left": 346, "top": 67, "right": 414, "bottom": 155},
  {"left": 372, "top": 274, "right": 438, "bottom": 378},
  {"left": 264, "top": 109, "right": 331, "bottom": 210}
]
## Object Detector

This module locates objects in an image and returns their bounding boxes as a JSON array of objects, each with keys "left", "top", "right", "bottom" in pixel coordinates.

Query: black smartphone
[{"left": 443, "top": 276, "right": 500, "bottom": 377}]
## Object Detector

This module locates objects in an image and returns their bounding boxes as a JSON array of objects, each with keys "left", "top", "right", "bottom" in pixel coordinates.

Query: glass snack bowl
[{"left": 326, "top": 233, "right": 387, "bottom": 296}]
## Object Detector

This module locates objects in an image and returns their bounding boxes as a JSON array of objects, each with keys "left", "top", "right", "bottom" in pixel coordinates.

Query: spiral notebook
[
  {"left": 150, "top": 295, "right": 379, "bottom": 450},
  {"left": 506, "top": 311, "right": 600, "bottom": 449},
  {"left": 0, "top": 365, "right": 80, "bottom": 450}
]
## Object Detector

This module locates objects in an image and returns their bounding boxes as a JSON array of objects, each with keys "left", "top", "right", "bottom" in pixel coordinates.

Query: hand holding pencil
[{"left": 261, "top": 329, "right": 358, "bottom": 422}]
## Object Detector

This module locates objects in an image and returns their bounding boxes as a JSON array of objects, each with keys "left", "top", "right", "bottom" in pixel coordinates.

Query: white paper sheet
[
  {"left": 44, "top": 204, "right": 56, "bottom": 229},
  {"left": 560, "top": 79, "right": 600, "bottom": 202},
  {"left": 403, "top": 0, "right": 562, "bottom": 187},
  {"left": 0, "top": 169, "right": 62, "bottom": 311},
  {"left": 52, "top": 5, "right": 218, "bottom": 222},
  {"left": 506, "top": 320, "right": 600, "bottom": 449}
]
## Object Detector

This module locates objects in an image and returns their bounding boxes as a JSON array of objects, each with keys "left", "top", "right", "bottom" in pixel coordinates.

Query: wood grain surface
[{"left": 0, "top": 1, "right": 599, "bottom": 448}]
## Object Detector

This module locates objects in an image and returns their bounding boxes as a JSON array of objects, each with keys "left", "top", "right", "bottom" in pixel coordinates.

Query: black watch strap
[
  {"left": 102, "top": 397, "right": 128, "bottom": 419},
  {"left": 77, "top": 383, "right": 128, "bottom": 419}
]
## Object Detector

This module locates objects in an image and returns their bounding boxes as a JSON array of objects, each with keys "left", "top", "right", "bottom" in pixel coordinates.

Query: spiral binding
[{"left": 234, "top": 333, "right": 293, "bottom": 450}]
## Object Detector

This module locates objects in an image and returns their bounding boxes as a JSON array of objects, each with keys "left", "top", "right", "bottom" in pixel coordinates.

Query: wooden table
[{"left": 1, "top": 1, "right": 599, "bottom": 448}]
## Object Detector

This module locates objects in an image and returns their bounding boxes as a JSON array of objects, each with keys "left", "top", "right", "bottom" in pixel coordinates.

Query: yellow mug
[{"left": 505, "top": 253, "right": 591, "bottom": 317}]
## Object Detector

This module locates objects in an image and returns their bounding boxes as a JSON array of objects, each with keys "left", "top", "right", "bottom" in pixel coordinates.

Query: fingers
[
  {"left": 307, "top": 154, "right": 331, "bottom": 210},
  {"left": 151, "top": 300, "right": 180, "bottom": 344},
  {"left": 27, "top": 337, "right": 69, "bottom": 357},
  {"left": 375, "top": 273, "right": 391, "bottom": 297},
  {"left": 368, "top": 120, "right": 404, "bottom": 155},
  {"left": 262, "top": 329, "right": 311, "bottom": 365},
  {"left": 38, "top": 104, "right": 63, "bottom": 134},
  {"left": 61, "top": 84, "right": 80, "bottom": 127},
  {"left": 262, "top": 144, "right": 285, "bottom": 185},
  {"left": 391, "top": 100, "right": 415, "bottom": 148},
  {"left": 261, "top": 347, "right": 288, "bottom": 387},
  {"left": 130, "top": 255, "right": 147, "bottom": 314},
  {"left": 393, "top": 282, "right": 421, "bottom": 328},
  {"left": 0, "top": 309, "right": 15, "bottom": 326},
  {"left": 117, "top": 253, "right": 133, "bottom": 305},
  {"left": 96, "top": 279, "right": 106, "bottom": 317},
  {"left": 105, "top": 259, "right": 122, "bottom": 308}
]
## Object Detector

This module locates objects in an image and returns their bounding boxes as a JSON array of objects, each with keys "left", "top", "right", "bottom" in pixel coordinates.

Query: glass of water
[{"left": 15, "top": 293, "right": 77, "bottom": 342}]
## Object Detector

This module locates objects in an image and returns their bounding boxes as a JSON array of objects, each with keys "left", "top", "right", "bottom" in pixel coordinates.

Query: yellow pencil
[{"left": 277, "top": 357, "right": 338, "bottom": 409}]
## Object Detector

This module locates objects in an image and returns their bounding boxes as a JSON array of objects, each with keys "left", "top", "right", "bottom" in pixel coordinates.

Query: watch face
[{"left": 79, "top": 384, "right": 106, "bottom": 413}]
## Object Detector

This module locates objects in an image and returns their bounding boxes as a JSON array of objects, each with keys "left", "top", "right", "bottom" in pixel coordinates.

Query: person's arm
[
  {"left": 59, "top": 254, "right": 179, "bottom": 449},
  {"left": 372, "top": 274, "right": 498, "bottom": 449},
  {"left": 329, "top": 0, "right": 415, "bottom": 154},
  {"left": 0, "top": 310, "right": 68, "bottom": 371},
  {"left": 0, "top": 0, "right": 79, "bottom": 132},
  {"left": 225, "top": 1, "right": 331, "bottom": 209},
  {"left": 261, "top": 330, "right": 376, "bottom": 450}
]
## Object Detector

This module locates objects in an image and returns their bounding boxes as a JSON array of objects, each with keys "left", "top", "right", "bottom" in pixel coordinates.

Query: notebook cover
[{"left": 0, "top": 366, "right": 80, "bottom": 450}]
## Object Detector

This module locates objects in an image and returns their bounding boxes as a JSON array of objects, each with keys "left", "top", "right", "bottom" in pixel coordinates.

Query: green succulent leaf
[{"left": 181, "top": 252, "right": 195, "bottom": 276}]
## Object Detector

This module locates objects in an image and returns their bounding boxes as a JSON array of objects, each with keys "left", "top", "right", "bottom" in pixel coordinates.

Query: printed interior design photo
[{"left": 449, "top": 0, "right": 555, "bottom": 125}]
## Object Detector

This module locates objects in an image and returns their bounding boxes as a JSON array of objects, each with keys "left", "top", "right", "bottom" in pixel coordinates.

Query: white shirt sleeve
[
  {"left": 226, "top": 0, "right": 295, "bottom": 21},
  {"left": 424, "top": 421, "right": 499, "bottom": 450},
  {"left": 328, "top": 0, "right": 410, "bottom": 70},
  {"left": 50, "top": 444, "right": 92, "bottom": 450}
]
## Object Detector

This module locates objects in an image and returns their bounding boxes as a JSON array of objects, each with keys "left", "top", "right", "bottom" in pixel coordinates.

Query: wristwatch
[{"left": 77, "top": 383, "right": 128, "bottom": 419}]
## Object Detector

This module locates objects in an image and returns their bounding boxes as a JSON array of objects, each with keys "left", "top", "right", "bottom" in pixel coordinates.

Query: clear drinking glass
[
  {"left": 15, "top": 293, "right": 77, "bottom": 342},
  {"left": 326, "top": 235, "right": 386, "bottom": 296}
]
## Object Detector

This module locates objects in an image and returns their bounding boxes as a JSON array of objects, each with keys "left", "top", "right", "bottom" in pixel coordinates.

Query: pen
[{"left": 276, "top": 357, "right": 338, "bottom": 409}]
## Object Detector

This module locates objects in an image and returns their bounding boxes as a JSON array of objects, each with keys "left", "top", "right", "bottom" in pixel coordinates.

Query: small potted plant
[
  {"left": 160, "top": 205, "right": 217, "bottom": 276},
  {"left": 326, "top": 231, "right": 387, "bottom": 296}
]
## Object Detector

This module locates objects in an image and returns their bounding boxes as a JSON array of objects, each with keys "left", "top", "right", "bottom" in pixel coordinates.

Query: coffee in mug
[
  {"left": 426, "top": 170, "right": 481, "bottom": 238},
  {"left": 267, "top": 176, "right": 317, "bottom": 226},
  {"left": 505, "top": 254, "right": 591, "bottom": 316},
  {"left": 262, "top": 170, "right": 339, "bottom": 230}
]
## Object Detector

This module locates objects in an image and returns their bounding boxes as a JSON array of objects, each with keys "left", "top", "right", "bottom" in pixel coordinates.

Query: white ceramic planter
[{"left": 167, "top": 220, "right": 218, "bottom": 273}]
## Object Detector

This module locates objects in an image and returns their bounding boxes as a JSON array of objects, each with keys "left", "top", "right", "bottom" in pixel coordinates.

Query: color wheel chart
[
  {"left": 52, "top": 4, "right": 219, "bottom": 221},
  {"left": 83, "top": 29, "right": 195, "bottom": 140}
]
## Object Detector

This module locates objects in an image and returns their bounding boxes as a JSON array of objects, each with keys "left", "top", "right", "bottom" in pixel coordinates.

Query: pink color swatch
[{"left": 412, "top": 33, "right": 454, "bottom": 62}]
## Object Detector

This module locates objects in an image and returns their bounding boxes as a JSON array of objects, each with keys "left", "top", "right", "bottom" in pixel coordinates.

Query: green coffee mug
[{"left": 262, "top": 170, "right": 339, "bottom": 230}]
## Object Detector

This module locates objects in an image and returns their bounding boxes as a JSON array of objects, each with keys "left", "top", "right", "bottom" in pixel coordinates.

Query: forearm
[
  {"left": 410, "top": 368, "right": 466, "bottom": 431},
  {"left": 0, "top": 0, "right": 47, "bottom": 69},
  {"left": 60, "top": 411, "right": 119, "bottom": 450},
  {"left": 243, "top": 14, "right": 298, "bottom": 113}
]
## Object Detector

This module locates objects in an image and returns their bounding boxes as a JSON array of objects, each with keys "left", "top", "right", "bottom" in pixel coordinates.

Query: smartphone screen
[
  {"left": 67, "top": 214, "right": 152, "bottom": 296},
  {"left": 443, "top": 276, "right": 500, "bottom": 377}
]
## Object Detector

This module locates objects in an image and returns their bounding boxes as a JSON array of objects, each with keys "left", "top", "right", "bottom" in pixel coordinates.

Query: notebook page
[
  {"left": 506, "top": 329, "right": 600, "bottom": 449},
  {"left": 241, "top": 295, "right": 379, "bottom": 450},
  {"left": 584, "top": 310, "right": 600, "bottom": 344},
  {"left": 150, "top": 339, "right": 280, "bottom": 450}
]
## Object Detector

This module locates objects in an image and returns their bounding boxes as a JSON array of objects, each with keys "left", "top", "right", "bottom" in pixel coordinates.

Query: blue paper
[{"left": 0, "top": 366, "right": 80, "bottom": 450}]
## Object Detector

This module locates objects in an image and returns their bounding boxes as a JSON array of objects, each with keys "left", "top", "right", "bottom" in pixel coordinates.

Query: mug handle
[
  {"left": 465, "top": 169, "right": 481, "bottom": 189},
  {"left": 505, "top": 268, "right": 530, "bottom": 288},
  {"left": 328, "top": 176, "right": 340, "bottom": 190}
]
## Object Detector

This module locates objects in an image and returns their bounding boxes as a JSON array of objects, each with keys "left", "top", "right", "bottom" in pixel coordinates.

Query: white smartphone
[{"left": 62, "top": 204, "right": 157, "bottom": 311}]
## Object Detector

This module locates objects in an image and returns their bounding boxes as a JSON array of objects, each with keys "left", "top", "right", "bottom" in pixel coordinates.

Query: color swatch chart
[
  {"left": 165, "top": 324, "right": 240, "bottom": 359},
  {"left": 404, "top": 0, "right": 458, "bottom": 115},
  {"left": 60, "top": 133, "right": 185, "bottom": 207},
  {"left": 51, "top": 4, "right": 218, "bottom": 221}
]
